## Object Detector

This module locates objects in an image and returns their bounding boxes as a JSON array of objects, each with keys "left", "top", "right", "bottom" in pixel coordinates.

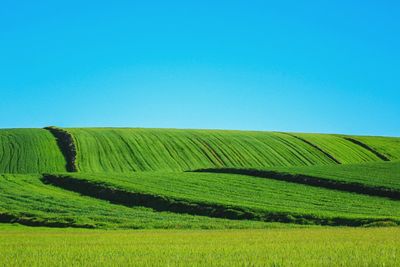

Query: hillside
[
  {"left": 0, "top": 129, "right": 66, "bottom": 173},
  {"left": 45, "top": 171, "right": 400, "bottom": 226},
  {"left": 0, "top": 127, "right": 399, "bottom": 228},
  {"left": 66, "top": 128, "right": 395, "bottom": 173},
  {"left": 0, "top": 174, "right": 271, "bottom": 229}
]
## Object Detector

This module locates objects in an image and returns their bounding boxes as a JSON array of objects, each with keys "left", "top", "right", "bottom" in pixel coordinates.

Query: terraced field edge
[
  {"left": 42, "top": 174, "right": 399, "bottom": 227},
  {"left": 44, "top": 127, "right": 77, "bottom": 172},
  {"left": 192, "top": 168, "right": 400, "bottom": 200}
]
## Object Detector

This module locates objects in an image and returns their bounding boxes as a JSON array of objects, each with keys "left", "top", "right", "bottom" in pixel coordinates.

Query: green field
[
  {"left": 0, "top": 127, "right": 399, "bottom": 265},
  {"left": 1, "top": 226, "right": 398, "bottom": 267},
  {"left": 270, "top": 161, "right": 400, "bottom": 191},
  {"left": 287, "top": 132, "right": 385, "bottom": 164},
  {"left": 0, "top": 129, "right": 66, "bottom": 173},
  {"left": 67, "top": 128, "right": 360, "bottom": 172},
  {"left": 48, "top": 171, "right": 400, "bottom": 225},
  {"left": 0, "top": 174, "right": 276, "bottom": 229},
  {"left": 349, "top": 135, "right": 400, "bottom": 160}
]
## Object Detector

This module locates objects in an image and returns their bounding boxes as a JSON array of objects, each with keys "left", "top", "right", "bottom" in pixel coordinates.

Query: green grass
[
  {"left": 58, "top": 171, "right": 400, "bottom": 225},
  {"left": 0, "top": 226, "right": 398, "bottom": 267},
  {"left": 291, "top": 133, "right": 383, "bottom": 164},
  {"left": 67, "top": 128, "right": 343, "bottom": 172},
  {"left": 0, "top": 174, "right": 277, "bottom": 229},
  {"left": 270, "top": 161, "right": 400, "bottom": 191},
  {"left": 349, "top": 135, "right": 400, "bottom": 160},
  {"left": 1, "top": 127, "right": 399, "bottom": 265},
  {"left": 0, "top": 129, "right": 66, "bottom": 173}
]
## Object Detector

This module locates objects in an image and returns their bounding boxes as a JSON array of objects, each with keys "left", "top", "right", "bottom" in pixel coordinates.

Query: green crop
[
  {"left": 0, "top": 174, "right": 276, "bottom": 229},
  {"left": 270, "top": 160, "right": 400, "bottom": 191},
  {"left": 0, "top": 129, "right": 66, "bottom": 173},
  {"left": 66, "top": 128, "right": 397, "bottom": 173},
  {"left": 348, "top": 135, "right": 400, "bottom": 160},
  {"left": 56, "top": 171, "right": 400, "bottom": 225},
  {"left": 291, "top": 133, "right": 383, "bottom": 164},
  {"left": 0, "top": 227, "right": 399, "bottom": 267}
]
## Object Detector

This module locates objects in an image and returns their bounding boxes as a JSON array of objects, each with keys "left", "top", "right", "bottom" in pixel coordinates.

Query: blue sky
[{"left": 1, "top": 1, "right": 399, "bottom": 136}]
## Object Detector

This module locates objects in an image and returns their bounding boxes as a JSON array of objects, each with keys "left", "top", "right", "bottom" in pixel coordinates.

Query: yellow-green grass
[
  {"left": 0, "top": 226, "right": 398, "bottom": 267},
  {"left": 349, "top": 135, "right": 400, "bottom": 160},
  {"left": 0, "top": 174, "right": 276, "bottom": 229},
  {"left": 65, "top": 128, "right": 377, "bottom": 173},
  {"left": 57, "top": 172, "right": 400, "bottom": 225},
  {"left": 0, "top": 129, "right": 66, "bottom": 173},
  {"left": 291, "top": 133, "right": 383, "bottom": 164}
]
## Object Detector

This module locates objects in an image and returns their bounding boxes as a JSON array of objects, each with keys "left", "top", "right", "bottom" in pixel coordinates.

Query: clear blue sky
[{"left": 1, "top": 1, "right": 399, "bottom": 136}]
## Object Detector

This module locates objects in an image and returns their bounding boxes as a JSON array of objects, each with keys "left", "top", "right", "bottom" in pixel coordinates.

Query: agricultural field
[
  {"left": 48, "top": 171, "right": 400, "bottom": 226},
  {"left": 67, "top": 128, "right": 345, "bottom": 172},
  {"left": 0, "top": 129, "right": 66, "bottom": 173},
  {"left": 0, "top": 174, "right": 274, "bottom": 229},
  {"left": 270, "top": 160, "right": 400, "bottom": 191},
  {"left": 0, "top": 127, "right": 399, "bottom": 265},
  {"left": 348, "top": 135, "right": 400, "bottom": 160},
  {"left": 0, "top": 226, "right": 398, "bottom": 267},
  {"left": 288, "top": 132, "right": 384, "bottom": 164}
]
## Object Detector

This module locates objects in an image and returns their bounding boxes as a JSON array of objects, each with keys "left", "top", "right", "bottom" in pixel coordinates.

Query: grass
[
  {"left": 66, "top": 128, "right": 344, "bottom": 172},
  {"left": 0, "top": 127, "right": 399, "bottom": 265},
  {"left": 0, "top": 226, "right": 398, "bottom": 267},
  {"left": 290, "top": 133, "right": 384, "bottom": 164},
  {"left": 349, "top": 135, "right": 400, "bottom": 160},
  {"left": 0, "top": 174, "right": 277, "bottom": 229},
  {"left": 55, "top": 171, "right": 400, "bottom": 225},
  {"left": 0, "top": 129, "right": 66, "bottom": 173},
  {"left": 270, "top": 160, "right": 400, "bottom": 191}
]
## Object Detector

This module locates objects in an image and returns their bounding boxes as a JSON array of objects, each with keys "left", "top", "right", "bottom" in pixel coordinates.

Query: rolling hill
[
  {"left": 0, "top": 127, "right": 399, "bottom": 228},
  {"left": 0, "top": 129, "right": 66, "bottom": 173},
  {"left": 66, "top": 128, "right": 394, "bottom": 172}
]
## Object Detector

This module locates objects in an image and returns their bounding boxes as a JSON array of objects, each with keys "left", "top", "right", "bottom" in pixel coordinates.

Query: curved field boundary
[
  {"left": 343, "top": 137, "right": 390, "bottom": 161},
  {"left": 42, "top": 174, "right": 398, "bottom": 226},
  {"left": 44, "top": 127, "right": 77, "bottom": 172},
  {"left": 192, "top": 168, "right": 400, "bottom": 200},
  {"left": 280, "top": 133, "right": 342, "bottom": 164}
]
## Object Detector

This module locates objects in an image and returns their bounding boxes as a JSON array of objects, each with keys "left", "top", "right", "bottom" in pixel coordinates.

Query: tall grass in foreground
[{"left": 0, "top": 227, "right": 398, "bottom": 266}]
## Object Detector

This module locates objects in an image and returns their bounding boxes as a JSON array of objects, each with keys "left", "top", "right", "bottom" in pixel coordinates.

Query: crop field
[
  {"left": 67, "top": 128, "right": 346, "bottom": 172},
  {"left": 0, "top": 129, "right": 66, "bottom": 173},
  {"left": 50, "top": 171, "right": 400, "bottom": 225},
  {"left": 0, "top": 174, "right": 275, "bottom": 229},
  {"left": 288, "top": 133, "right": 383, "bottom": 164},
  {"left": 0, "top": 226, "right": 399, "bottom": 267},
  {"left": 270, "top": 161, "right": 400, "bottom": 191},
  {"left": 349, "top": 135, "right": 400, "bottom": 160},
  {"left": 0, "top": 127, "right": 399, "bottom": 265}
]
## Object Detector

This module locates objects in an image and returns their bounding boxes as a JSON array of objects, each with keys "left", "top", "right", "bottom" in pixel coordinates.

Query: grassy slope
[
  {"left": 60, "top": 172, "right": 400, "bottom": 223},
  {"left": 291, "top": 133, "right": 383, "bottom": 164},
  {"left": 350, "top": 135, "right": 400, "bottom": 160},
  {"left": 270, "top": 161, "right": 400, "bottom": 191},
  {"left": 0, "top": 174, "right": 276, "bottom": 229},
  {"left": 0, "top": 129, "right": 66, "bottom": 173},
  {"left": 1, "top": 227, "right": 399, "bottom": 266},
  {"left": 66, "top": 128, "right": 391, "bottom": 173}
]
